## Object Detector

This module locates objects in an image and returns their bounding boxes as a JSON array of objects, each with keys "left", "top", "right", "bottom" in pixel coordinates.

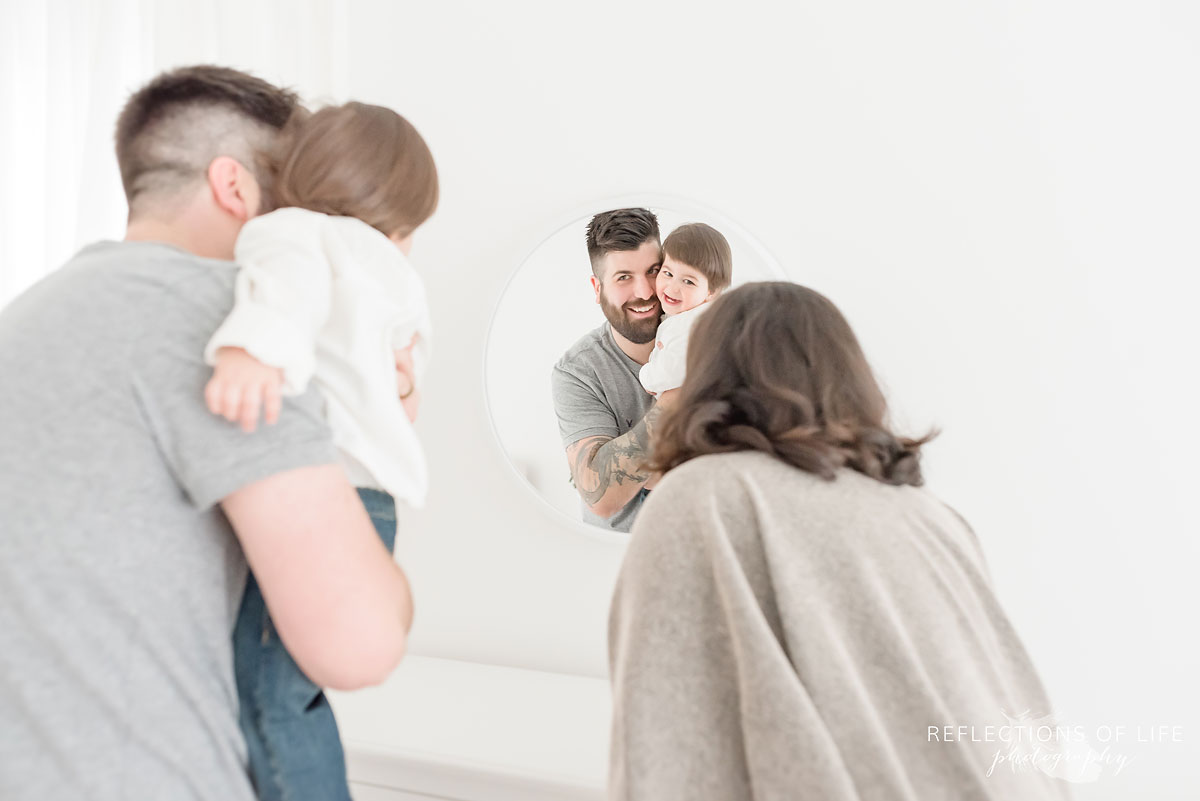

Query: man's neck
[
  {"left": 610, "top": 324, "right": 655, "bottom": 366},
  {"left": 125, "top": 217, "right": 236, "bottom": 261},
  {"left": 124, "top": 193, "right": 240, "bottom": 261}
]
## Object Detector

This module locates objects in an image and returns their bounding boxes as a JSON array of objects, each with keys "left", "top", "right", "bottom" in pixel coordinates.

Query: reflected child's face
[{"left": 657, "top": 256, "right": 714, "bottom": 315}]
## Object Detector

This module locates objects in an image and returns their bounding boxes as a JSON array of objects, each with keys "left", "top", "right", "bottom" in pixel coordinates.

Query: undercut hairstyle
[
  {"left": 662, "top": 222, "right": 733, "bottom": 292},
  {"left": 114, "top": 65, "right": 301, "bottom": 217},
  {"left": 650, "top": 281, "right": 936, "bottom": 486},
  {"left": 270, "top": 102, "right": 439, "bottom": 239},
  {"left": 585, "top": 208, "right": 661, "bottom": 278}
]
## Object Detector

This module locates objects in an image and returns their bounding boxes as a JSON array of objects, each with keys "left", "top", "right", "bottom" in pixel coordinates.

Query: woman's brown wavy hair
[{"left": 650, "top": 281, "right": 935, "bottom": 486}]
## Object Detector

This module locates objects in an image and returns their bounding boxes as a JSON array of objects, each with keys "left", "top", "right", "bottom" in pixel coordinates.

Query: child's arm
[
  {"left": 639, "top": 336, "right": 686, "bottom": 396},
  {"left": 205, "top": 347, "right": 285, "bottom": 433},
  {"left": 638, "top": 317, "right": 689, "bottom": 396},
  {"left": 203, "top": 209, "right": 335, "bottom": 431}
]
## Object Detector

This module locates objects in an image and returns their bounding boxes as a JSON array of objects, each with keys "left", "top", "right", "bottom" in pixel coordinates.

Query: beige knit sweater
[{"left": 609, "top": 451, "right": 1072, "bottom": 801}]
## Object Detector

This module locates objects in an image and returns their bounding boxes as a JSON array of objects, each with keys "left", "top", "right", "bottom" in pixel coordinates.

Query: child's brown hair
[
  {"left": 662, "top": 223, "right": 733, "bottom": 292},
  {"left": 270, "top": 101, "right": 438, "bottom": 238}
]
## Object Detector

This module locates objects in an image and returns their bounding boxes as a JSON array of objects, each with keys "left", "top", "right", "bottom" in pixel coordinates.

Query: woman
[{"left": 608, "top": 282, "right": 1071, "bottom": 800}]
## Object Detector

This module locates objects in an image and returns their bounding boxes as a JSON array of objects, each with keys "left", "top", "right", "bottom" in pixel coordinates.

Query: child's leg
[
  {"left": 232, "top": 573, "right": 276, "bottom": 794},
  {"left": 231, "top": 488, "right": 396, "bottom": 801},
  {"left": 234, "top": 571, "right": 351, "bottom": 801},
  {"left": 355, "top": 488, "right": 397, "bottom": 552}
]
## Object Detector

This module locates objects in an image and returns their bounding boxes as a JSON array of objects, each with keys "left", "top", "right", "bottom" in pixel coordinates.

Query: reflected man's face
[{"left": 591, "top": 240, "right": 663, "bottom": 345}]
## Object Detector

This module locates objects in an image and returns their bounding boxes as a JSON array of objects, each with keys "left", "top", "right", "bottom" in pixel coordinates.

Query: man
[
  {"left": 0, "top": 66, "right": 412, "bottom": 800},
  {"left": 551, "top": 208, "right": 664, "bottom": 532}
]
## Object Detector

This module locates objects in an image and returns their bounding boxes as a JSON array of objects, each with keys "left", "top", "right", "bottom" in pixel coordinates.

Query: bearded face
[
  {"left": 599, "top": 286, "right": 660, "bottom": 344},
  {"left": 594, "top": 241, "right": 663, "bottom": 345}
]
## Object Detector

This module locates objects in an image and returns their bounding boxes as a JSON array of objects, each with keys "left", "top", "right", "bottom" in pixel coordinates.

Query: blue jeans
[{"left": 233, "top": 487, "right": 397, "bottom": 801}]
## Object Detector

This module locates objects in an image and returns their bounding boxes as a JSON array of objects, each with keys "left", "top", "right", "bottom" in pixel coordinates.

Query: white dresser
[{"left": 328, "top": 656, "right": 610, "bottom": 801}]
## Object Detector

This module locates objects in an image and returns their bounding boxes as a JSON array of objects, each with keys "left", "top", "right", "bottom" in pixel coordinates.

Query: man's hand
[
  {"left": 394, "top": 334, "right": 420, "bottom": 423},
  {"left": 205, "top": 347, "right": 285, "bottom": 433}
]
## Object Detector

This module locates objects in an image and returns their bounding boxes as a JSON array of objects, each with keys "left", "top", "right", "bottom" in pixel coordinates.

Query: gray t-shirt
[
  {"left": 551, "top": 322, "right": 655, "bottom": 533},
  {"left": 0, "top": 241, "right": 337, "bottom": 801}
]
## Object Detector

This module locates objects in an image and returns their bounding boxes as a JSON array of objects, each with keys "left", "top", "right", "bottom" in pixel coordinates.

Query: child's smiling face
[{"left": 657, "top": 255, "right": 713, "bottom": 315}]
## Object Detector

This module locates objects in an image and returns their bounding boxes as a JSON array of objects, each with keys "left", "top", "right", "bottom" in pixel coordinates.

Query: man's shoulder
[
  {"left": 2, "top": 242, "right": 237, "bottom": 346},
  {"left": 553, "top": 323, "right": 612, "bottom": 376},
  {"left": 66, "top": 240, "right": 238, "bottom": 305},
  {"left": 58, "top": 243, "right": 247, "bottom": 382}
]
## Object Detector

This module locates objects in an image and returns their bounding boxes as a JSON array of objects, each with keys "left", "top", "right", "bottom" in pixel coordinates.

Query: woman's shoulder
[
  {"left": 651, "top": 450, "right": 946, "bottom": 526},
  {"left": 643, "top": 451, "right": 972, "bottom": 562},
  {"left": 641, "top": 452, "right": 811, "bottom": 532},
  {"left": 656, "top": 450, "right": 822, "bottom": 492}
]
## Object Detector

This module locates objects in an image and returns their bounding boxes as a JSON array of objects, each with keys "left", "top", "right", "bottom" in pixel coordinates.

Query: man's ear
[
  {"left": 207, "top": 156, "right": 262, "bottom": 222},
  {"left": 590, "top": 274, "right": 601, "bottom": 304}
]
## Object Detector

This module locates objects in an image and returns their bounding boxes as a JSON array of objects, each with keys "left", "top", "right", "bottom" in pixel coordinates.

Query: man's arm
[
  {"left": 566, "top": 404, "right": 663, "bottom": 519},
  {"left": 132, "top": 274, "right": 410, "bottom": 692},
  {"left": 221, "top": 464, "right": 413, "bottom": 691}
]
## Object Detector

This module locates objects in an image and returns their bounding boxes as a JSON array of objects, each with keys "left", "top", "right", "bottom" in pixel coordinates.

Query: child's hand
[{"left": 204, "top": 347, "right": 284, "bottom": 433}]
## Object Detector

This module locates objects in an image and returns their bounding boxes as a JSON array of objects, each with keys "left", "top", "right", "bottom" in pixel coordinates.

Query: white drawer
[{"left": 330, "top": 656, "right": 609, "bottom": 801}]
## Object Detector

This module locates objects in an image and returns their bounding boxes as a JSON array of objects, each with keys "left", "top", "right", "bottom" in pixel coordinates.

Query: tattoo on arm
[{"left": 567, "top": 406, "right": 662, "bottom": 510}]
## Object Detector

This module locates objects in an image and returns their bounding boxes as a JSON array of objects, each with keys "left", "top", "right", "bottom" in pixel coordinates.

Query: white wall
[{"left": 4, "top": 2, "right": 1197, "bottom": 797}]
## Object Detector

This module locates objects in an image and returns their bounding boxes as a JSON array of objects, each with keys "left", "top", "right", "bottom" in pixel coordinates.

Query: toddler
[
  {"left": 639, "top": 222, "right": 733, "bottom": 396},
  {"left": 202, "top": 101, "right": 437, "bottom": 801}
]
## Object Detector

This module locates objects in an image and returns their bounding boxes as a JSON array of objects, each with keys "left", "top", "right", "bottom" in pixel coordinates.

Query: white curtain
[
  {"left": 0, "top": 0, "right": 152, "bottom": 306},
  {"left": 0, "top": 0, "right": 346, "bottom": 307}
]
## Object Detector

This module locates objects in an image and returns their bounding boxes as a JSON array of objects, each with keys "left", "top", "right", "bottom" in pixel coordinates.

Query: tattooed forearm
[{"left": 568, "top": 406, "right": 662, "bottom": 512}]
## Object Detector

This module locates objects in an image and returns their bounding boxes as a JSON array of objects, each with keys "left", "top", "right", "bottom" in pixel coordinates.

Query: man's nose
[{"left": 635, "top": 275, "right": 655, "bottom": 298}]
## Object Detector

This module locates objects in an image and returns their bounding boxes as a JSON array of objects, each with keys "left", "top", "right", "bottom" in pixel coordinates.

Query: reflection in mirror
[{"left": 485, "top": 200, "right": 784, "bottom": 536}]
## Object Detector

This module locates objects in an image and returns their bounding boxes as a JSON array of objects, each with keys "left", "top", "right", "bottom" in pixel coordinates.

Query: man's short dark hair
[
  {"left": 114, "top": 65, "right": 301, "bottom": 216},
  {"left": 585, "top": 208, "right": 661, "bottom": 278}
]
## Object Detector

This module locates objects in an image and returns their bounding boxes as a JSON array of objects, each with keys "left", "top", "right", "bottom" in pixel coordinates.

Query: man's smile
[{"left": 625, "top": 300, "right": 659, "bottom": 318}]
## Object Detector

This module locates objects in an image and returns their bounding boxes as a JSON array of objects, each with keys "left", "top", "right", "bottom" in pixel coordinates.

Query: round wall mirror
[{"left": 484, "top": 195, "right": 786, "bottom": 537}]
